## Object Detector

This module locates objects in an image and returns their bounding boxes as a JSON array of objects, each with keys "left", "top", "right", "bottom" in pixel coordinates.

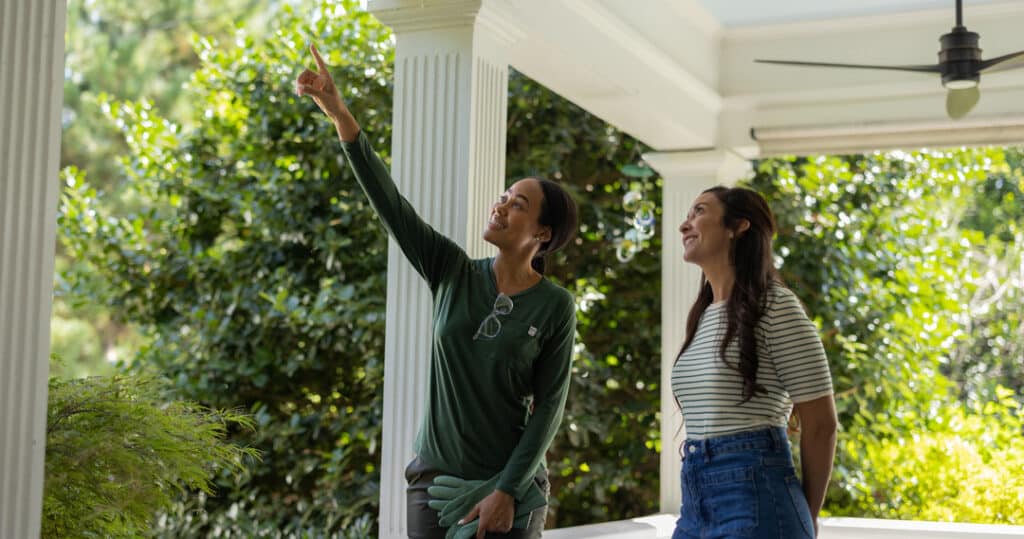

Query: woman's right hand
[{"left": 295, "top": 44, "right": 360, "bottom": 141}]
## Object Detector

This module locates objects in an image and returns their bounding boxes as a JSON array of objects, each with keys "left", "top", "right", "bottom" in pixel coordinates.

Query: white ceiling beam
[
  {"left": 750, "top": 114, "right": 1024, "bottom": 156},
  {"left": 496, "top": 0, "right": 724, "bottom": 150}
]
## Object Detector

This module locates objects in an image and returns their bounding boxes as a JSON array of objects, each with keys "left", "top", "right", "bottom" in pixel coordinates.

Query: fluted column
[
  {"left": 367, "top": 1, "right": 515, "bottom": 536},
  {"left": 642, "top": 149, "right": 750, "bottom": 514},
  {"left": 0, "top": 0, "right": 67, "bottom": 537}
]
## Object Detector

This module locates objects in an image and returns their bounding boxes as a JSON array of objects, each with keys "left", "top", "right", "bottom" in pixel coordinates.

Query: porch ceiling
[{"left": 489, "top": 0, "right": 1024, "bottom": 155}]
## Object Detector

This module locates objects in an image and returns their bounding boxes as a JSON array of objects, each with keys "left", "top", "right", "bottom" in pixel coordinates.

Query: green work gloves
[{"left": 427, "top": 473, "right": 546, "bottom": 539}]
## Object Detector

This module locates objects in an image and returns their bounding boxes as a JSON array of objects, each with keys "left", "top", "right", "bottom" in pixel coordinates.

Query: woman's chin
[{"left": 482, "top": 230, "right": 500, "bottom": 247}]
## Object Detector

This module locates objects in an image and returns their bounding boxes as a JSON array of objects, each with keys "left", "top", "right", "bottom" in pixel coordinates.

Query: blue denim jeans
[{"left": 672, "top": 427, "right": 815, "bottom": 539}]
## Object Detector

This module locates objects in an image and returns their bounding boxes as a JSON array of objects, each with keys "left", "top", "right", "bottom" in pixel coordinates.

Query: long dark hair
[
  {"left": 531, "top": 178, "right": 578, "bottom": 274},
  {"left": 678, "top": 186, "right": 780, "bottom": 403}
]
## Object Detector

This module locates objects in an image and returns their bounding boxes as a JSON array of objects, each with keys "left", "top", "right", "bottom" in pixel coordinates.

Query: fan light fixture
[
  {"left": 755, "top": 0, "right": 1024, "bottom": 119},
  {"left": 944, "top": 78, "right": 979, "bottom": 90}
]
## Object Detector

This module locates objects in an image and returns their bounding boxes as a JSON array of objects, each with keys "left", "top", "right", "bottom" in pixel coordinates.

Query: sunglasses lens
[
  {"left": 475, "top": 294, "right": 513, "bottom": 340},
  {"left": 479, "top": 315, "right": 502, "bottom": 338},
  {"left": 494, "top": 294, "right": 513, "bottom": 315}
]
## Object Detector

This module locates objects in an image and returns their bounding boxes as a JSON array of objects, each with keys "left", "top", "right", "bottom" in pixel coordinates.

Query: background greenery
[
  {"left": 54, "top": 0, "right": 279, "bottom": 379},
  {"left": 54, "top": 0, "right": 1024, "bottom": 535},
  {"left": 747, "top": 150, "right": 1024, "bottom": 522}
]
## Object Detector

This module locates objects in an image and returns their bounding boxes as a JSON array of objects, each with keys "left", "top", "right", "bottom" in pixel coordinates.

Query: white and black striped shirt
[{"left": 671, "top": 285, "right": 833, "bottom": 440}]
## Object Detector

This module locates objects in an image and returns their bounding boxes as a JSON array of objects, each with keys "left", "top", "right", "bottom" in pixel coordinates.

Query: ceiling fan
[{"left": 755, "top": 0, "right": 1024, "bottom": 119}]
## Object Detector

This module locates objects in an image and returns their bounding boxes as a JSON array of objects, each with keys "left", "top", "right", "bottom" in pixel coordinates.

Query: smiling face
[
  {"left": 679, "top": 192, "right": 733, "bottom": 266},
  {"left": 483, "top": 178, "right": 551, "bottom": 254}
]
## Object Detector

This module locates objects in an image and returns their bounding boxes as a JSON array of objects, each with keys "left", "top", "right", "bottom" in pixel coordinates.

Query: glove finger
[
  {"left": 427, "top": 484, "right": 462, "bottom": 499},
  {"left": 438, "top": 494, "right": 474, "bottom": 524},
  {"left": 438, "top": 507, "right": 469, "bottom": 529},
  {"left": 427, "top": 499, "right": 447, "bottom": 511},
  {"left": 432, "top": 475, "right": 467, "bottom": 488},
  {"left": 453, "top": 521, "right": 478, "bottom": 539},
  {"left": 438, "top": 501, "right": 475, "bottom": 529}
]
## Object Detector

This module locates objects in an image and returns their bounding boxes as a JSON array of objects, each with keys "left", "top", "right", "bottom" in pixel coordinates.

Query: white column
[
  {"left": 0, "top": 0, "right": 66, "bottom": 537},
  {"left": 367, "top": 1, "right": 515, "bottom": 537},
  {"left": 642, "top": 149, "right": 751, "bottom": 514}
]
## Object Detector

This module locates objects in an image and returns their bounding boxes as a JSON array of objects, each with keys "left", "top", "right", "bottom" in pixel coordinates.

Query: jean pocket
[
  {"left": 405, "top": 455, "right": 430, "bottom": 485},
  {"left": 784, "top": 474, "right": 815, "bottom": 538},
  {"left": 676, "top": 489, "right": 701, "bottom": 534},
  {"left": 700, "top": 466, "right": 758, "bottom": 536}
]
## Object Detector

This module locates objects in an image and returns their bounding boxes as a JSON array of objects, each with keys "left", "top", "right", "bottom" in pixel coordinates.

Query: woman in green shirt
[{"left": 297, "top": 45, "right": 578, "bottom": 539}]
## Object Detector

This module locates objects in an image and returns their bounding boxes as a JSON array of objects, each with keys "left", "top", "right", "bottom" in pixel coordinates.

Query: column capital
[
  {"left": 642, "top": 148, "right": 751, "bottom": 185},
  {"left": 369, "top": 0, "right": 524, "bottom": 44},
  {"left": 369, "top": 0, "right": 479, "bottom": 32}
]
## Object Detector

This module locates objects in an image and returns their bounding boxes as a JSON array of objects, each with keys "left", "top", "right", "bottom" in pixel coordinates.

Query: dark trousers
[{"left": 405, "top": 456, "right": 549, "bottom": 539}]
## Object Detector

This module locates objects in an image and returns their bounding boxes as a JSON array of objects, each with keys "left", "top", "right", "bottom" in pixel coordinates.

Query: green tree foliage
[
  {"left": 952, "top": 148, "right": 1024, "bottom": 403},
  {"left": 56, "top": 0, "right": 280, "bottom": 380},
  {"left": 60, "top": 1, "right": 394, "bottom": 534},
  {"left": 43, "top": 372, "right": 256, "bottom": 538},
  {"left": 748, "top": 148, "right": 1024, "bottom": 523},
  {"left": 63, "top": 0, "right": 274, "bottom": 191}
]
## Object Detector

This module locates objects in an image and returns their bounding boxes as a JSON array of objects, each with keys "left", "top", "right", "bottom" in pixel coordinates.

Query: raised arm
[
  {"left": 295, "top": 44, "right": 464, "bottom": 288},
  {"left": 295, "top": 44, "right": 360, "bottom": 143}
]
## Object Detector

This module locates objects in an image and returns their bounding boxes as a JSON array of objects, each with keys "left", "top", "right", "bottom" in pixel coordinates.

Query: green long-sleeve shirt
[{"left": 340, "top": 131, "right": 576, "bottom": 499}]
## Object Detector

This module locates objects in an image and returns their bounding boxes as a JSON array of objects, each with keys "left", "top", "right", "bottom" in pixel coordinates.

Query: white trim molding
[
  {"left": 367, "top": 0, "right": 481, "bottom": 32},
  {"left": 821, "top": 517, "right": 1024, "bottom": 538},
  {"left": 545, "top": 513, "right": 677, "bottom": 539},
  {"left": 751, "top": 114, "right": 1024, "bottom": 156},
  {"left": 545, "top": 515, "right": 1024, "bottom": 539}
]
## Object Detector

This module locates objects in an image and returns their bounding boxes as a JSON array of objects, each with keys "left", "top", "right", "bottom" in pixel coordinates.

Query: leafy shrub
[
  {"left": 43, "top": 373, "right": 257, "bottom": 538},
  {"left": 832, "top": 387, "right": 1024, "bottom": 523}
]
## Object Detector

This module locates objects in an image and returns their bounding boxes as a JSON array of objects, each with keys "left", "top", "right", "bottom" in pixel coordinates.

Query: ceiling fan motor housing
[{"left": 939, "top": 26, "right": 982, "bottom": 87}]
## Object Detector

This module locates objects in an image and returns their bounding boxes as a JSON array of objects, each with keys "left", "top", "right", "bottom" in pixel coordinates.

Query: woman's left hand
[{"left": 459, "top": 489, "right": 515, "bottom": 538}]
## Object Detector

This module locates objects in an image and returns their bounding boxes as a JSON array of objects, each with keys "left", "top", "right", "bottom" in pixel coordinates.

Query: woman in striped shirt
[{"left": 671, "top": 186, "right": 837, "bottom": 539}]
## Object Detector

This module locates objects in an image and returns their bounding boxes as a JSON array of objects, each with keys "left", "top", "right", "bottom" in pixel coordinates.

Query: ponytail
[{"left": 531, "top": 255, "right": 546, "bottom": 274}]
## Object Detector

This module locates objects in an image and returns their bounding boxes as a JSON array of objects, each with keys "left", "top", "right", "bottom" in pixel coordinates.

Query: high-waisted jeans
[{"left": 672, "top": 426, "right": 815, "bottom": 539}]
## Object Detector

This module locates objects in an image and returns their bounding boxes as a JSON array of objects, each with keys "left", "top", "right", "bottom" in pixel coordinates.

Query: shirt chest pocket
[
  {"left": 494, "top": 320, "right": 543, "bottom": 395},
  {"left": 497, "top": 320, "right": 542, "bottom": 362}
]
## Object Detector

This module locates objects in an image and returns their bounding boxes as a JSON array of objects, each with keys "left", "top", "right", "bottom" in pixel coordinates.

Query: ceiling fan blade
[
  {"left": 946, "top": 87, "right": 980, "bottom": 119},
  {"left": 980, "top": 50, "right": 1024, "bottom": 72},
  {"left": 755, "top": 59, "right": 941, "bottom": 73}
]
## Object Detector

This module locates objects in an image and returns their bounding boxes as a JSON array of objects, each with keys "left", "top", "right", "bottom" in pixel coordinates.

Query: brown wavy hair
[{"left": 678, "top": 186, "right": 781, "bottom": 403}]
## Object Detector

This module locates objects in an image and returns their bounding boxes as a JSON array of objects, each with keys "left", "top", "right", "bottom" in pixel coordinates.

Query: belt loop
[
  {"left": 701, "top": 438, "right": 711, "bottom": 463},
  {"left": 770, "top": 426, "right": 783, "bottom": 450}
]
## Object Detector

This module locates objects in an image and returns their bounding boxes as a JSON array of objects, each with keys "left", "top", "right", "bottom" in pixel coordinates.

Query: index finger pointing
[{"left": 310, "top": 44, "right": 330, "bottom": 74}]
